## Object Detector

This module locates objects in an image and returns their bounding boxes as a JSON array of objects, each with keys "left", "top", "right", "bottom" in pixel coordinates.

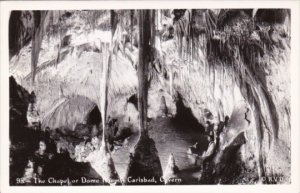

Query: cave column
[
  {"left": 137, "top": 10, "right": 152, "bottom": 135},
  {"left": 125, "top": 10, "right": 163, "bottom": 185},
  {"left": 87, "top": 10, "right": 120, "bottom": 185}
]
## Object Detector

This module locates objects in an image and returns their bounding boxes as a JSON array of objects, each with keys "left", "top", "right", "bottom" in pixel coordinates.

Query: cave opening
[
  {"left": 85, "top": 105, "right": 102, "bottom": 126},
  {"left": 127, "top": 93, "right": 138, "bottom": 110},
  {"left": 173, "top": 93, "right": 205, "bottom": 133}
]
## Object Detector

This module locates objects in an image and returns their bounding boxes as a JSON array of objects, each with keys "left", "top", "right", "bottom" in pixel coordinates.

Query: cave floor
[{"left": 111, "top": 117, "right": 208, "bottom": 181}]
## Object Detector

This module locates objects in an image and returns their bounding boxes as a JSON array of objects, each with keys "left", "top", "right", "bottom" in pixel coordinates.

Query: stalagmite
[{"left": 163, "top": 154, "right": 181, "bottom": 184}]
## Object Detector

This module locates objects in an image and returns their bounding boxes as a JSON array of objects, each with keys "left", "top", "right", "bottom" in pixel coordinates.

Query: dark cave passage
[
  {"left": 127, "top": 93, "right": 138, "bottom": 110},
  {"left": 85, "top": 105, "right": 102, "bottom": 126},
  {"left": 174, "top": 93, "right": 205, "bottom": 133}
]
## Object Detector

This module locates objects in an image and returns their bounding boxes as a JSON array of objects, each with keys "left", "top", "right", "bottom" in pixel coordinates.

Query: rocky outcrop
[
  {"left": 9, "top": 76, "right": 30, "bottom": 141},
  {"left": 9, "top": 80, "right": 106, "bottom": 185},
  {"left": 9, "top": 11, "right": 34, "bottom": 58}
]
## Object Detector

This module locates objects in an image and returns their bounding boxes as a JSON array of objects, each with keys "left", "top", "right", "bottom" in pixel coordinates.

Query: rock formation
[{"left": 163, "top": 154, "right": 181, "bottom": 184}]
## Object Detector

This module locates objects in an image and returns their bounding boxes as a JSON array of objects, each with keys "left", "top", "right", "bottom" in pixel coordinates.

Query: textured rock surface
[{"left": 42, "top": 95, "right": 99, "bottom": 130}]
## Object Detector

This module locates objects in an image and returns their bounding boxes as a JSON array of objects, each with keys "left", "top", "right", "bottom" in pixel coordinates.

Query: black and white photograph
[{"left": 1, "top": 1, "right": 300, "bottom": 192}]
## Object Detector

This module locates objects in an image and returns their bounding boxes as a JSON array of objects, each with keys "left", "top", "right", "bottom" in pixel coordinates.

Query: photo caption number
[{"left": 16, "top": 178, "right": 25, "bottom": 184}]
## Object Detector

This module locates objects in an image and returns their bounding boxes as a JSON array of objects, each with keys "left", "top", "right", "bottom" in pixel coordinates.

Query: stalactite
[
  {"left": 100, "top": 42, "right": 110, "bottom": 145},
  {"left": 31, "top": 11, "right": 48, "bottom": 86},
  {"left": 55, "top": 11, "right": 66, "bottom": 68},
  {"left": 111, "top": 10, "right": 118, "bottom": 41},
  {"left": 130, "top": 10, "right": 134, "bottom": 50}
]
